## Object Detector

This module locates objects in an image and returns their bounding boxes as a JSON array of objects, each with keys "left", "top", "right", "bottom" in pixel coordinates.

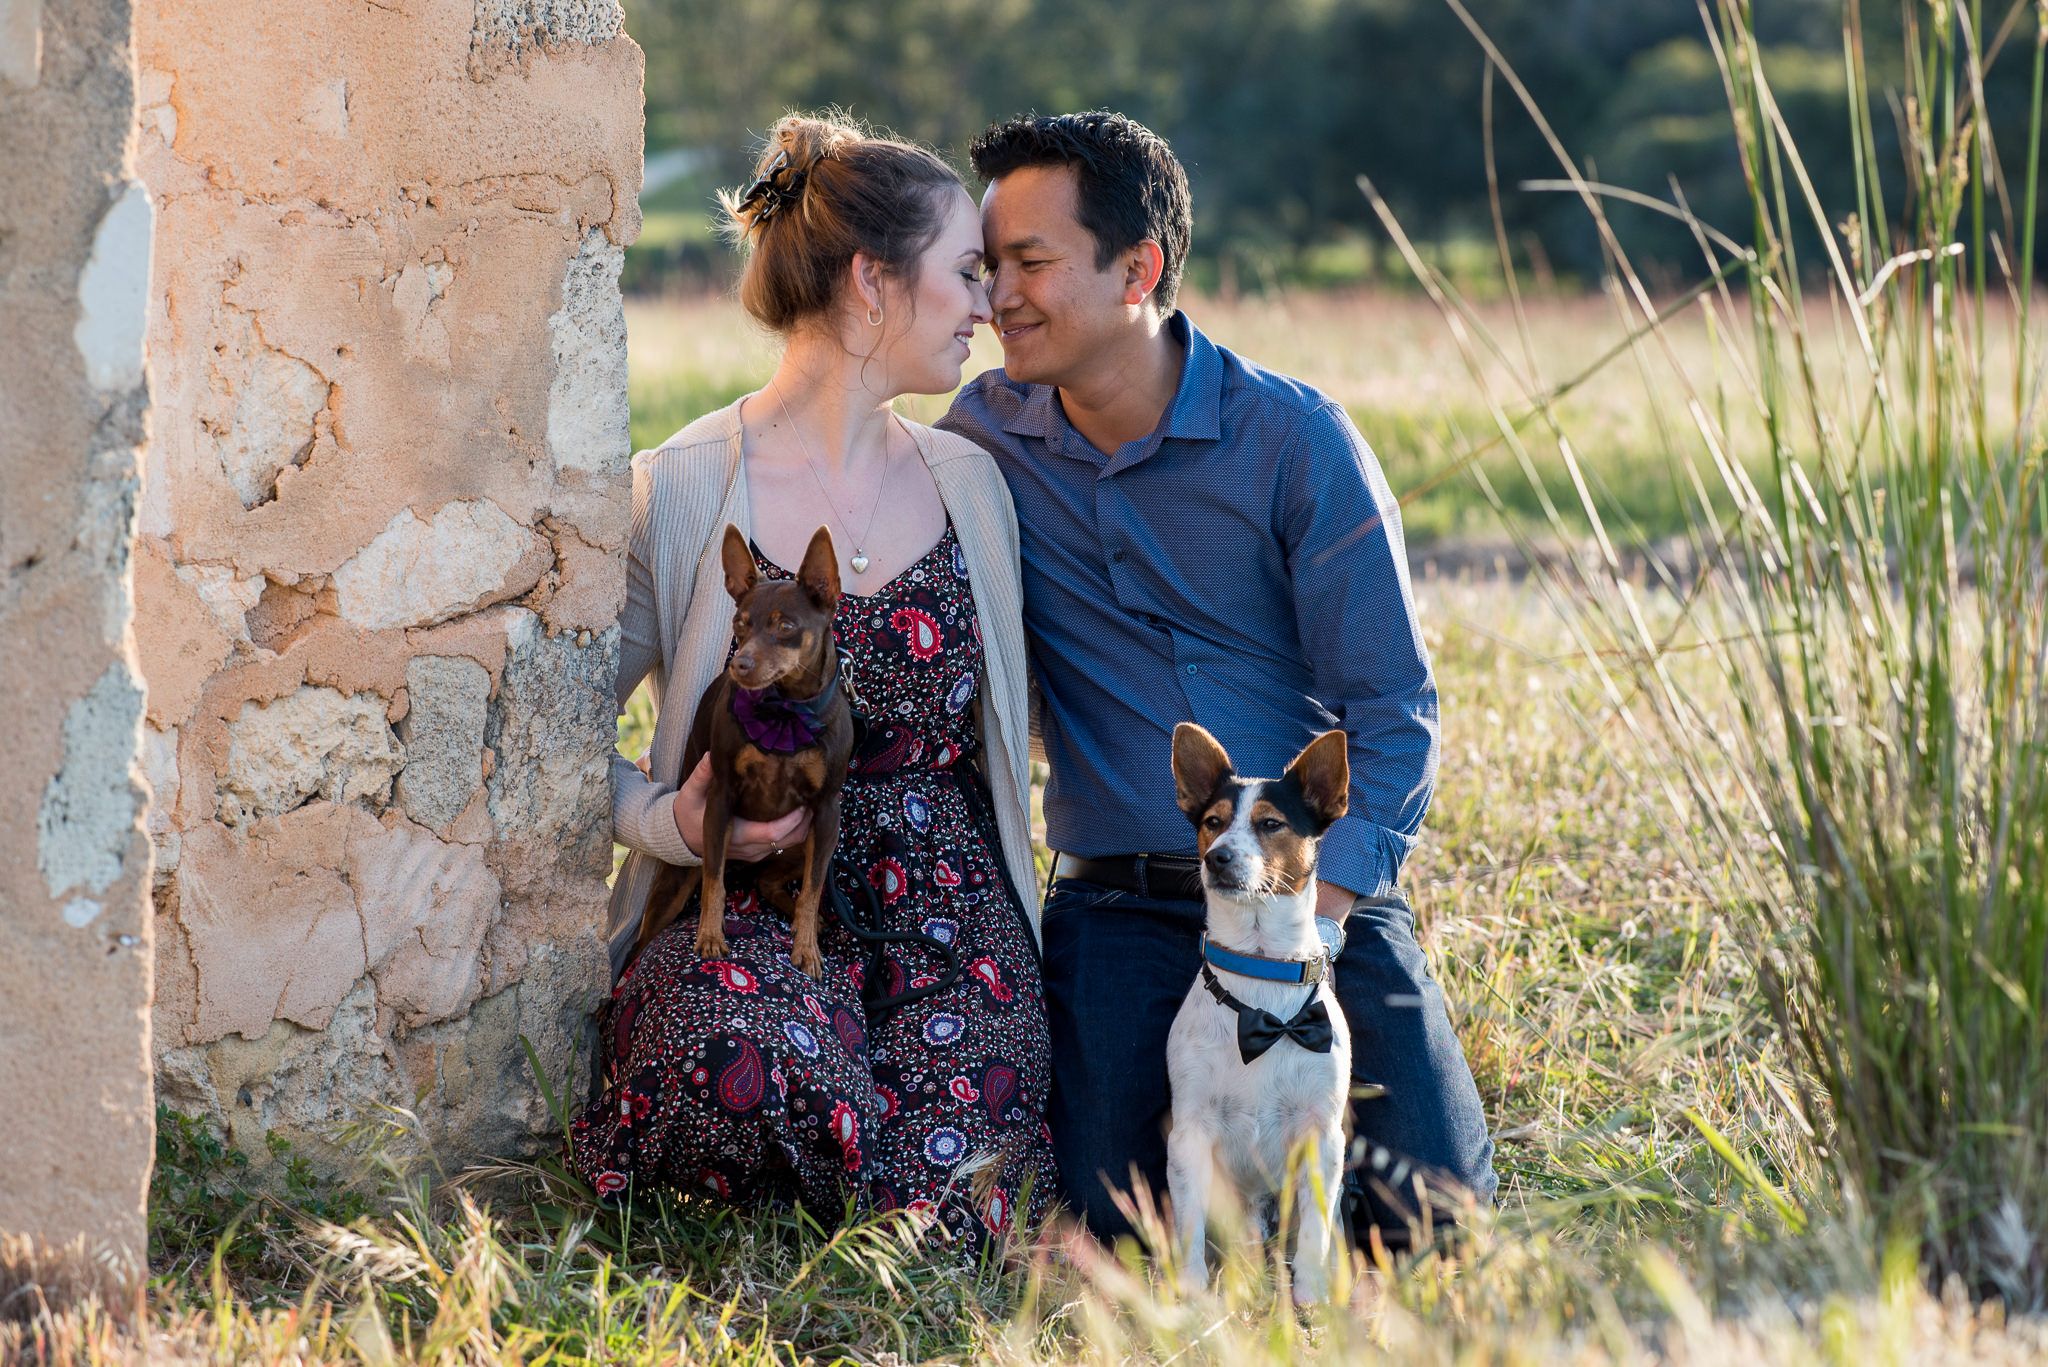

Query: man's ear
[
  {"left": 721, "top": 524, "right": 758, "bottom": 602},
  {"left": 1123, "top": 239, "right": 1166, "bottom": 308},
  {"left": 1284, "top": 730, "right": 1351, "bottom": 832},
  {"left": 1172, "top": 723, "right": 1234, "bottom": 822},
  {"left": 796, "top": 526, "right": 841, "bottom": 613}
]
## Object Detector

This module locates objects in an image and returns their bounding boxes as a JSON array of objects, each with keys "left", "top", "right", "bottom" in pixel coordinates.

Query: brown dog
[{"left": 634, "top": 524, "right": 855, "bottom": 978}]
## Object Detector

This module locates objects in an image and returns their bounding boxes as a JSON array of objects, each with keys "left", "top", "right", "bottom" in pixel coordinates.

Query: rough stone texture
[
  {"left": 333, "top": 500, "right": 552, "bottom": 632},
  {"left": 395, "top": 655, "right": 490, "bottom": 831},
  {"left": 216, "top": 685, "right": 406, "bottom": 827},
  {"left": 0, "top": 0, "right": 155, "bottom": 1286},
  {"left": 547, "top": 230, "right": 631, "bottom": 475},
  {"left": 132, "top": 0, "right": 640, "bottom": 1176}
]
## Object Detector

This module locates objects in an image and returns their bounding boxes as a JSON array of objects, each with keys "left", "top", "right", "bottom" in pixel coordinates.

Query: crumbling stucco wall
[
  {"left": 131, "top": 0, "right": 643, "bottom": 1174},
  {"left": 0, "top": 0, "right": 156, "bottom": 1282}
]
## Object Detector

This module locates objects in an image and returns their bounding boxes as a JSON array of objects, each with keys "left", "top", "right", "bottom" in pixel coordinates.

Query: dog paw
[
  {"left": 696, "top": 926, "right": 729, "bottom": 960},
  {"left": 791, "top": 940, "right": 823, "bottom": 979}
]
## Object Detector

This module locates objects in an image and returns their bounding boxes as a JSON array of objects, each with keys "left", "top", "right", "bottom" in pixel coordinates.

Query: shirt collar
[
  {"left": 997, "top": 310, "right": 1225, "bottom": 461},
  {"left": 1159, "top": 310, "right": 1224, "bottom": 443}
]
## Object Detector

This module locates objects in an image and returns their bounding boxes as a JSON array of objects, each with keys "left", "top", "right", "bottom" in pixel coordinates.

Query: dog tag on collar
[{"left": 850, "top": 551, "right": 871, "bottom": 575}]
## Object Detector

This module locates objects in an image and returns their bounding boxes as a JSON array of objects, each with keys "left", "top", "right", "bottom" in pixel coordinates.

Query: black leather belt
[{"left": 1051, "top": 852, "right": 1205, "bottom": 902}]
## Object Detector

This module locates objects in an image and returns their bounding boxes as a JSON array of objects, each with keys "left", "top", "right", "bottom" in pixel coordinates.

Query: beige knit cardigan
[{"left": 604, "top": 399, "right": 1040, "bottom": 980}]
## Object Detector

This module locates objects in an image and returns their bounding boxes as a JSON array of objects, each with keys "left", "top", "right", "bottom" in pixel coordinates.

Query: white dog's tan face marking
[{"left": 1172, "top": 725, "right": 1350, "bottom": 899}]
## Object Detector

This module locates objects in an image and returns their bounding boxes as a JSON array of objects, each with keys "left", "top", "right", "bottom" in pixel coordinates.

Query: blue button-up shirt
[{"left": 939, "top": 312, "right": 1438, "bottom": 898}]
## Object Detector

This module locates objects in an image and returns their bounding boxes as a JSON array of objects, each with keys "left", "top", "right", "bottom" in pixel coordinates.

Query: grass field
[
  {"left": 67, "top": 555, "right": 2029, "bottom": 1364},
  {"left": 0, "top": 244, "right": 2029, "bottom": 1359},
  {"left": 6, "top": 271, "right": 2034, "bottom": 1360}
]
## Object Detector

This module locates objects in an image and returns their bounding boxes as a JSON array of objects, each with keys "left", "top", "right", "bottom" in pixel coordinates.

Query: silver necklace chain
[{"left": 770, "top": 381, "right": 890, "bottom": 575}]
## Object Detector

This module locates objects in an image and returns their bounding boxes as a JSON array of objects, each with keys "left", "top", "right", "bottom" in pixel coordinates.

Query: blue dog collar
[{"left": 1200, "top": 933, "right": 1329, "bottom": 986}]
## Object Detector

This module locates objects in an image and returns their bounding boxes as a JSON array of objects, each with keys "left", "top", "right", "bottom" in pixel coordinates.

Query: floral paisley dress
[{"left": 570, "top": 525, "right": 1055, "bottom": 1256}]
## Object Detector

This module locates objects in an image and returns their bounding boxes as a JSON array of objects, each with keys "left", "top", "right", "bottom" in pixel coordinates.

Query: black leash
[{"left": 828, "top": 851, "right": 964, "bottom": 1025}]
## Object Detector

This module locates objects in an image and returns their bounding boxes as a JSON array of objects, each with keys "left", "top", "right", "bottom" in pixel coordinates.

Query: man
[{"left": 939, "top": 110, "right": 1497, "bottom": 1247}]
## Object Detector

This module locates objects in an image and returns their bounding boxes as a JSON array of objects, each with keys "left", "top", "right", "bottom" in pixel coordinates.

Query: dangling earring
[{"left": 867, "top": 303, "right": 884, "bottom": 327}]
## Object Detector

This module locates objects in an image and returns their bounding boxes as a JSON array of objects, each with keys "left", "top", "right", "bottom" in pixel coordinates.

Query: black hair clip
[{"left": 738, "top": 149, "right": 809, "bottom": 224}]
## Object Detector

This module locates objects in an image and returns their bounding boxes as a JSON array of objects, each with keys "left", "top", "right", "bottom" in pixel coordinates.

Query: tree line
[{"left": 626, "top": 0, "right": 2047, "bottom": 292}]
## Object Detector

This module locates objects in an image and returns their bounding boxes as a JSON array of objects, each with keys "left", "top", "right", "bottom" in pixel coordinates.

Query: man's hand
[
  {"left": 670, "top": 754, "right": 812, "bottom": 861},
  {"left": 1315, "top": 879, "right": 1357, "bottom": 920}
]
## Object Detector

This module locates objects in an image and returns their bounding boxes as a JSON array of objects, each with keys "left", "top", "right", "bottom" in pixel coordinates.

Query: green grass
[{"left": 6, "top": 576, "right": 2031, "bottom": 1362}]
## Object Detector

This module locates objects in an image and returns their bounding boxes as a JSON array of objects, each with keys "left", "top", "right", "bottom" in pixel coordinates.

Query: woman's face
[{"left": 865, "top": 188, "right": 992, "bottom": 397}]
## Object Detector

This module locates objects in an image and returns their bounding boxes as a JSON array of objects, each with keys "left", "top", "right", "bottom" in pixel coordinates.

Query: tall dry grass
[{"left": 1368, "top": 0, "right": 2048, "bottom": 1302}]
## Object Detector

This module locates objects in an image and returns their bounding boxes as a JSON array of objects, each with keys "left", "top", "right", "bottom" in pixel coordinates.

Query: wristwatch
[{"left": 1314, "top": 914, "right": 1347, "bottom": 964}]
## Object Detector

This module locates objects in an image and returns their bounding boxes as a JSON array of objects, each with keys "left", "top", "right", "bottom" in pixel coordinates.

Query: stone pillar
[
  {"left": 0, "top": 0, "right": 156, "bottom": 1287},
  {"left": 131, "top": 0, "right": 642, "bottom": 1174}
]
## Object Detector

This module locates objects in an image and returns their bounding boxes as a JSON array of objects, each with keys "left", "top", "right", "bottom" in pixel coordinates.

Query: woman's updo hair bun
[{"left": 720, "top": 112, "right": 964, "bottom": 334}]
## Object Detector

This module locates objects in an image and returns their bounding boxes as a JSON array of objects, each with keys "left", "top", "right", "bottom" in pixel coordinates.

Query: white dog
[{"left": 1164, "top": 723, "right": 1352, "bottom": 1304}]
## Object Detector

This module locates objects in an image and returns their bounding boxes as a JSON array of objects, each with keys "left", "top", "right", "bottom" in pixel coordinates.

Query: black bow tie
[{"left": 1200, "top": 963, "right": 1336, "bottom": 1063}]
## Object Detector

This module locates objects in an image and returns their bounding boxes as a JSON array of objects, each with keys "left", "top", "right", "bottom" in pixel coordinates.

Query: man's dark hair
[{"left": 970, "top": 111, "right": 1193, "bottom": 314}]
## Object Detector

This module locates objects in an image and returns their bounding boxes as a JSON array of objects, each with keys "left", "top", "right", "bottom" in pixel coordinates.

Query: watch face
[{"left": 1314, "top": 915, "right": 1346, "bottom": 961}]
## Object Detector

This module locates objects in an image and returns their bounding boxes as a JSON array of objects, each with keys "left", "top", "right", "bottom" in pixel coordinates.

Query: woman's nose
[{"left": 971, "top": 277, "right": 995, "bottom": 324}]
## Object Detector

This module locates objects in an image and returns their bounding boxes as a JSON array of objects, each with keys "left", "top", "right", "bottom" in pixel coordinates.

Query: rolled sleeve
[
  {"left": 1282, "top": 402, "right": 1439, "bottom": 896},
  {"left": 612, "top": 752, "right": 700, "bottom": 865}
]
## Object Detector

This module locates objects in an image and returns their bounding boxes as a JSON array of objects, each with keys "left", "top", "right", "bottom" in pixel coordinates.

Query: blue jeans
[{"left": 1042, "top": 880, "right": 1498, "bottom": 1247}]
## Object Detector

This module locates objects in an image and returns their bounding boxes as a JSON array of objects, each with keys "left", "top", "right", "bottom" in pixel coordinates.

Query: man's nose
[{"left": 987, "top": 264, "right": 1022, "bottom": 312}]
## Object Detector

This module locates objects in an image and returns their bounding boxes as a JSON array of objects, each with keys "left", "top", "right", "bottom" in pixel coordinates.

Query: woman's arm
[{"left": 609, "top": 462, "right": 703, "bottom": 865}]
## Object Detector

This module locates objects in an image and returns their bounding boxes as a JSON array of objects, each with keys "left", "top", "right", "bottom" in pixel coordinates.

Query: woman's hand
[{"left": 670, "top": 755, "right": 813, "bottom": 861}]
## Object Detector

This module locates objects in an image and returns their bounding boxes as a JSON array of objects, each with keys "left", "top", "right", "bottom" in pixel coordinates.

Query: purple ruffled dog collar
[{"left": 730, "top": 671, "right": 839, "bottom": 753}]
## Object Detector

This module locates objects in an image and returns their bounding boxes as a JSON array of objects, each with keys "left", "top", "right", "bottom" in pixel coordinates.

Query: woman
[{"left": 572, "top": 114, "right": 1053, "bottom": 1255}]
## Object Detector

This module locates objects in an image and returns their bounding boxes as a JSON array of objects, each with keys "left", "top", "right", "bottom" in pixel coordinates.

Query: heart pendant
[{"left": 850, "top": 551, "right": 871, "bottom": 575}]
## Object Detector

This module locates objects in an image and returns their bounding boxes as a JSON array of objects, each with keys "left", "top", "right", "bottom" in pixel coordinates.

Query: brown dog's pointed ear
[
  {"left": 1171, "top": 723, "right": 1234, "bottom": 822},
  {"left": 1285, "top": 730, "right": 1351, "bottom": 830},
  {"left": 797, "top": 526, "right": 841, "bottom": 613},
  {"left": 721, "top": 525, "right": 758, "bottom": 602}
]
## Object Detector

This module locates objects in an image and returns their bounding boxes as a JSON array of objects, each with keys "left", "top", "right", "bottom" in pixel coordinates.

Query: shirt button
[
  {"left": 1109, "top": 548, "right": 1126, "bottom": 563},
  {"left": 1185, "top": 663, "right": 1198, "bottom": 676}
]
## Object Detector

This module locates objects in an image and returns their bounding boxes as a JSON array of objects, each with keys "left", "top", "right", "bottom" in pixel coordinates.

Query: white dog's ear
[
  {"left": 1284, "top": 730, "right": 1350, "bottom": 830},
  {"left": 1172, "top": 723, "right": 1234, "bottom": 821}
]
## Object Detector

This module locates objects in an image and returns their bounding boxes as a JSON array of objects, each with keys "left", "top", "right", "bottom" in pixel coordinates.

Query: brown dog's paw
[
  {"left": 791, "top": 936, "right": 823, "bottom": 980},
  {"left": 696, "top": 924, "right": 729, "bottom": 961}
]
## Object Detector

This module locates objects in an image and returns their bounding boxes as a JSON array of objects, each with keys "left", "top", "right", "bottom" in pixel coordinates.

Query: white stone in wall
[
  {"left": 1, "top": 0, "right": 42, "bottom": 90},
  {"left": 332, "top": 500, "right": 548, "bottom": 632},
  {"left": 216, "top": 686, "right": 405, "bottom": 827},
  {"left": 298, "top": 77, "right": 348, "bottom": 138},
  {"left": 546, "top": 230, "right": 630, "bottom": 474},
  {"left": 72, "top": 181, "right": 152, "bottom": 393},
  {"left": 142, "top": 722, "right": 181, "bottom": 878},
  {"left": 209, "top": 323, "right": 331, "bottom": 509},
  {"left": 172, "top": 562, "right": 265, "bottom": 642},
  {"left": 37, "top": 663, "right": 146, "bottom": 899}
]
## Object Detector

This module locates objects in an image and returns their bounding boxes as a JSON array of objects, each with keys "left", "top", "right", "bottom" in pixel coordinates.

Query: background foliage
[{"left": 626, "top": 0, "right": 2041, "bottom": 292}]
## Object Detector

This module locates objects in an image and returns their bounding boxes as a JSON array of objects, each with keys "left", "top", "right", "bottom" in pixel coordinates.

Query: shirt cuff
[
  {"left": 611, "top": 752, "right": 703, "bottom": 867},
  {"left": 1315, "top": 814, "right": 1405, "bottom": 900}
]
